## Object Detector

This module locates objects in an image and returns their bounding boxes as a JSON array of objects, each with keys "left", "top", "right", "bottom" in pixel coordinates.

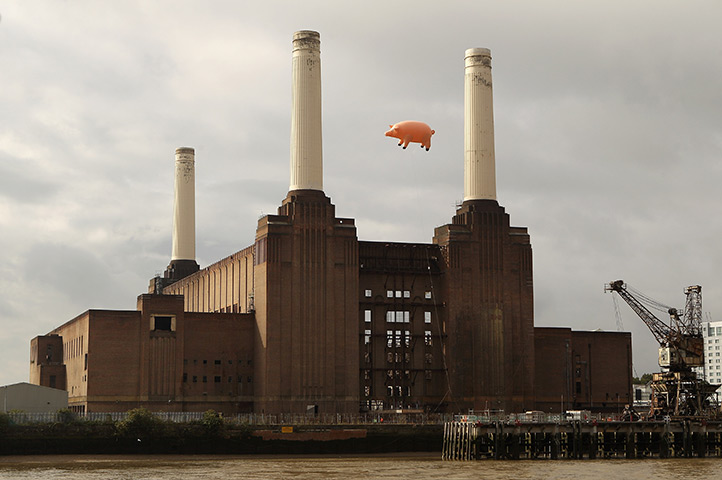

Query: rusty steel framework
[{"left": 606, "top": 280, "right": 717, "bottom": 418}]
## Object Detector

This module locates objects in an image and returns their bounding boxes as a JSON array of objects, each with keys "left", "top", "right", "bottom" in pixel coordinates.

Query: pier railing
[{"left": 4, "top": 411, "right": 453, "bottom": 426}]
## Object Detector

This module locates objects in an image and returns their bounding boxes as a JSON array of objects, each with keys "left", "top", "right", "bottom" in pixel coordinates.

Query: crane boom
[{"left": 605, "top": 280, "right": 671, "bottom": 346}]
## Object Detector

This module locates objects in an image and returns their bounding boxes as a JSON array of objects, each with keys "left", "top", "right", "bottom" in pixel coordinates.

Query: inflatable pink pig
[{"left": 385, "top": 121, "right": 435, "bottom": 151}]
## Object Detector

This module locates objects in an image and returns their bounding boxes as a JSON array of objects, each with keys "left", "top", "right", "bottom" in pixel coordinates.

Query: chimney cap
[
  {"left": 175, "top": 147, "right": 195, "bottom": 155},
  {"left": 465, "top": 47, "right": 491, "bottom": 59},
  {"left": 293, "top": 30, "right": 320, "bottom": 52}
]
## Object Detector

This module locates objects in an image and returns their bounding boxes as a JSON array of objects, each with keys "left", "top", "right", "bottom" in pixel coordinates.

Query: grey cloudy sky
[{"left": 1, "top": 1, "right": 721, "bottom": 387}]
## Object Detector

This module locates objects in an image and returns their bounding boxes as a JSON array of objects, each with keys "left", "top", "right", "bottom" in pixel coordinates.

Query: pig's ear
[{"left": 389, "top": 125, "right": 394, "bottom": 129}]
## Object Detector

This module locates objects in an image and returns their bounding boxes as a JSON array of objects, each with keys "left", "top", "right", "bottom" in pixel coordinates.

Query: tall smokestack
[
  {"left": 164, "top": 147, "right": 199, "bottom": 282},
  {"left": 289, "top": 30, "right": 323, "bottom": 192},
  {"left": 463, "top": 48, "right": 496, "bottom": 202}
]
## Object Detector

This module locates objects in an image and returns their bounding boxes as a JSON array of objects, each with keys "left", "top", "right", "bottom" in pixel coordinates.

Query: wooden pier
[{"left": 442, "top": 420, "right": 722, "bottom": 460}]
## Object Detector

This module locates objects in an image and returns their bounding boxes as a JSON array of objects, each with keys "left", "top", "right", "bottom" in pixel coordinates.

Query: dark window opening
[
  {"left": 192, "top": 376, "right": 198, "bottom": 383},
  {"left": 214, "top": 360, "right": 221, "bottom": 365},
  {"left": 153, "top": 316, "right": 173, "bottom": 331},
  {"left": 183, "top": 373, "right": 188, "bottom": 383},
  {"left": 203, "top": 376, "right": 207, "bottom": 383},
  {"left": 214, "top": 376, "right": 221, "bottom": 383},
  {"left": 575, "top": 381, "right": 581, "bottom": 394}
]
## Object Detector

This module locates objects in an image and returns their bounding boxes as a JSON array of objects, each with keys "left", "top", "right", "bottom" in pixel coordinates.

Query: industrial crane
[{"left": 605, "top": 280, "right": 717, "bottom": 418}]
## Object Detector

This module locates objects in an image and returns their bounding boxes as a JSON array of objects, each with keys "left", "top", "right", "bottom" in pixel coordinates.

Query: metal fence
[{"left": 3, "top": 411, "right": 453, "bottom": 426}]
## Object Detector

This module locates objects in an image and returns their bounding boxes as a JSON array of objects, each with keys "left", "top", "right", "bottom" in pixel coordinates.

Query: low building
[
  {"left": 534, "top": 328, "right": 633, "bottom": 414},
  {"left": 1, "top": 382, "right": 68, "bottom": 413},
  {"left": 30, "top": 294, "right": 254, "bottom": 414}
]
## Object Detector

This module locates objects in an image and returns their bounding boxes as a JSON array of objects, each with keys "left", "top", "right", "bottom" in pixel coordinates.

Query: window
[
  {"left": 365, "top": 289, "right": 372, "bottom": 297},
  {"left": 395, "top": 290, "right": 402, "bottom": 298},
  {"left": 425, "top": 370, "right": 432, "bottom": 380},
  {"left": 395, "top": 330, "right": 402, "bottom": 348},
  {"left": 425, "top": 353, "right": 433, "bottom": 364},
  {"left": 404, "top": 330, "right": 410, "bottom": 347},
  {"left": 203, "top": 376, "right": 208, "bottom": 383},
  {"left": 424, "top": 312, "right": 432, "bottom": 324},
  {"left": 717, "top": 327, "right": 722, "bottom": 335},
  {"left": 151, "top": 315, "right": 175, "bottom": 332},
  {"left": 387, "top": 330, "right": 393, "bottom": 348},
  {"left": 425, "top": 330, "right": 432, "bottom": 346},
  {"left": 193, "top": 376, "right": 198, "bottom": 383},
  {"left": 364, "top": 370, "right": 371, "bottom": 380},
  {"left": 425, "top": 291, "right": 432, "bottom": 299},
  {"left": 387, "top": 290, "right": 394, "bottom": 298},
  {"left": 403, "top": 290, "right": 410, "bottom": 298},
  {"left": 365, "top": 310, "right": 372, "bottom": 323},
  {"left": 228, "top": 376, "right": 232, "bottom": 383},
  {"left": 214, "top": 376, "right": 221, "bottom": 383},
  {"left": 386, "top": 311, "right": 395, "bottom": 323},
  {"left": 364, "top": 329, "right": 372, "bottom": 344},
  {"left": 388, "top": 386, "right": 394, "bottom": 396},
  {"left": 214, "top": 359, "right": 221, "bottom": 365},
  {"left": 183, "top": 373, "right": 188, "bottom": 383},
  {"left": 364, "top": 385, "right": 371, "bottom": 397}
]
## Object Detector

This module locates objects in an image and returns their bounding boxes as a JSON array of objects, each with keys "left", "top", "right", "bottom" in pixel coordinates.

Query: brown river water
[{"left": 1, "top": 454, "right": 722, "bottom": 479}]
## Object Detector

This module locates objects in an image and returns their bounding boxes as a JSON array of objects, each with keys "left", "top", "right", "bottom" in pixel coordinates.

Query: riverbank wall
[{"left": 0, "top": 421, "right": 442, "bottom": 456}]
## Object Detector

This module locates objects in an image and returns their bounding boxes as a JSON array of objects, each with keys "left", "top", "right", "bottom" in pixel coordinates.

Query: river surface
[{"left": 1, "top": 454, "right": 722, "bottom": 479}]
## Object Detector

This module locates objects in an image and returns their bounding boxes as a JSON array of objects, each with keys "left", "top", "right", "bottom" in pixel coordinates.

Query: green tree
[
  {"left": 632, "top": 373, "right": 654, "bottom": 384},
  {"left": 117, "top": 408, "right": 164, "bottom": 438},
  {"left": 201, "top": 409, "right": 225, "bottom": 436}
]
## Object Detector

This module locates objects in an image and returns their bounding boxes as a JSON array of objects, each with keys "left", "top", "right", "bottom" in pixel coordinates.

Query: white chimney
[
  {"left": 171, "top": 147, "right": 196, "bottom": 262},
  {"left": 463, "top": 48, "right": 496, "bottom": 201},
  {"left": 289, "top": 30, "right": 323, "bottom": 192}
]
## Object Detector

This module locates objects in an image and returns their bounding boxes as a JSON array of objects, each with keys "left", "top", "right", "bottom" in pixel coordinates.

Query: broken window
[
  {"left": 364, "top": 329, "right": 372, "bottom": 344},
  {"left": 425, "top": 330, "right": 432, "bottom": 346}
]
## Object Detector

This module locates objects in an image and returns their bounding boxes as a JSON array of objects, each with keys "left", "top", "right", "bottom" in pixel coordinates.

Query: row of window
[
  {"left": 363, "top": 330, "right": 434, "bottom": 347},
  {"left": 708, "top": 327, "right": 722, "bottom": 336},
  {"left": 183, "top": 373, "right": 253, "bottom": 383},
  {"left": 362, "top": 383, "right": 434, "bottom": 398},
  {"left": 363, "top": 290, "right": 433, "bottom": 300},
  {"left": 184, "top": 359, "right": 252, "bottom": 366},
  {"left": 363, "top": 310, "right": 432, "bottom": 324}
]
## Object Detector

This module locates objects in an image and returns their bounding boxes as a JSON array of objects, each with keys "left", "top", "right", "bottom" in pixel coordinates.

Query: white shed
[{"left": 0, "top": 382, "right": 68, "bottom": 413}]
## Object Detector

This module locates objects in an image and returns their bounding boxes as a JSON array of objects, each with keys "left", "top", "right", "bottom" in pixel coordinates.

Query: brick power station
[{"left": 30, "top": 31, "right": 632, "bottom": 415}]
